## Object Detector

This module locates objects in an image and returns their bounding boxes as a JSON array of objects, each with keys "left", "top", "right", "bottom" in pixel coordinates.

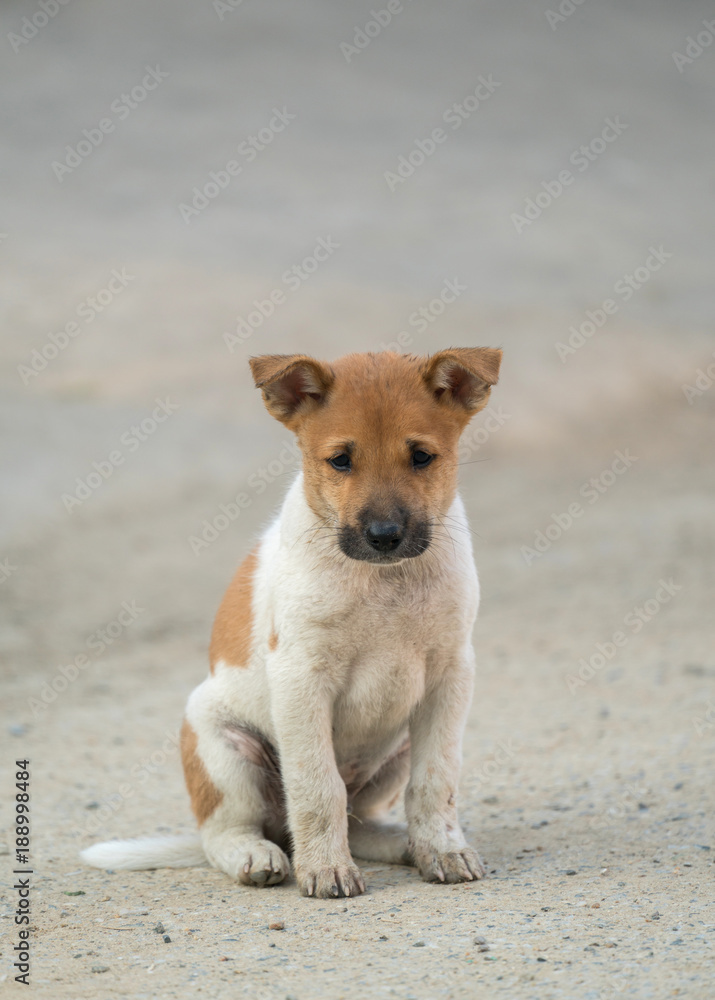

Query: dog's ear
[
  {"left": 423, "top": 347, "right": 502, "bottom": 415},
  {"left": 249, "top": 354, "right": 335, "bottom": 424}
]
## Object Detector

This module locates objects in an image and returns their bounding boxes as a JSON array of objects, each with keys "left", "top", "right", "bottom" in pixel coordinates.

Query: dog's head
[{"left": 249, "top": 349, "right": 502, "bottom": 563}]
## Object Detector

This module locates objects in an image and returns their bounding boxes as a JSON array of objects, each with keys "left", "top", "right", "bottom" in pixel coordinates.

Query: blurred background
[{"left": 1, "top": 0, "right": 713, "bottom": 995}]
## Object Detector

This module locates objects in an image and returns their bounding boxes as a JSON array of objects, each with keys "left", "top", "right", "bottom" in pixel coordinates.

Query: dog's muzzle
[{"left": 338, "top": 515, "right": 432, "bottom": 563}]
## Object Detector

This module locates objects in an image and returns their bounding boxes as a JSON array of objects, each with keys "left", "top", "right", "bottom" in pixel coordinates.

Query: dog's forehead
[
  {"left": 301, "top": 351, "right": 460, "bottom": 444},
  {"left": 331, "top": 351, "right": 424, "bottom": 393},
  {"left": 324, "top": 353, "right": 435, "bottom": 435}
]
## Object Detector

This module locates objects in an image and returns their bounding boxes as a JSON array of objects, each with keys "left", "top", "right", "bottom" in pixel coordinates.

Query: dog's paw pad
[
  {"left": 298, "top": 863, "right": 366, "bottom": 899},
  {"left": 219, "top": 839, "right": 289, "bottom": 886},
  {"left": 416, "top": 846, "right": 485, "bottom": 883}
]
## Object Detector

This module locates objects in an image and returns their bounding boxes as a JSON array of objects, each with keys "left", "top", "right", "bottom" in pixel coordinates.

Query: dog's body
[{"left": 82, "top": 348, "right": 501, "bottom": 897}]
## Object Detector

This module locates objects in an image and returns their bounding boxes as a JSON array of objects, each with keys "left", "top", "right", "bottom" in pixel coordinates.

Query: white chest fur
[{"left": 235, "top": 475, "right": 481, "bottom": 752}]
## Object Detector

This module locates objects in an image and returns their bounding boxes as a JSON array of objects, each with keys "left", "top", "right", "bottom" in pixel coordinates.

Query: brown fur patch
[
  {"left": 268, "top": 628, "right": 278, "bottom": 651},
  {"left": 180, "top": 718, "right": 223, "bottom": 826},
  {"left": 209, "top": 545, "right": 259, "bottom": 670},
  {"left": 249, "top": 354, "right": 335, "bottom": 423},
  {"left": 247, "top": 350, "right": 503, "bottom": 534},
  {"left": 286, "top": 351, "right": 501, "bottom": 527}
]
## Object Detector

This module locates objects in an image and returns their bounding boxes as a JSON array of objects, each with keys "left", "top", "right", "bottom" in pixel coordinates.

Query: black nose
[{"left": 365, "top": 521, "right": 403, "bottom": 552}]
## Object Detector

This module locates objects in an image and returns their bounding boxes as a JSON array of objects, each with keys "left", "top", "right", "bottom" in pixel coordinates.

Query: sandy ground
[{"left": 1, "top": 1, "right": 714, "bottom": 998}]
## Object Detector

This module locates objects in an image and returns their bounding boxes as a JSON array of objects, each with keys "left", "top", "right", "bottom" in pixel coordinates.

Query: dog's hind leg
[
  {"left": 347, "top": 740, "right": 413, "bottom": 866},
  {"left": 182, "top": 690, "right": 290, "bottom": 887}
]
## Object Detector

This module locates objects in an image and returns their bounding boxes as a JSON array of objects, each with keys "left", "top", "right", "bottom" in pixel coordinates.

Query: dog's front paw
[
  {"left": 297, "top": 862, "right": 366, "bottom": 898},
  {"left": 413, "top": 844, "right": 485, "bottom": 883}
]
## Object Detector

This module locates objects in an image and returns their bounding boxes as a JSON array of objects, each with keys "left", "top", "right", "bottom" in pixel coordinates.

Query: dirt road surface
[{"left": 1, "top": 1, "right": 713, "bottom": 997}]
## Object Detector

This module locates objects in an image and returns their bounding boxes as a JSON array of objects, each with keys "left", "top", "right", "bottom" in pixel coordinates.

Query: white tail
[{"left": 81, "top": 835, "right": 207, "bottom": 871}]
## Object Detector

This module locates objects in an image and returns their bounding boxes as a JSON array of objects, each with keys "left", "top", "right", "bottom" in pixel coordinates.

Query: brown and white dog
[{"left": 82, "top": 347, "right": 502, "bottom": 898}]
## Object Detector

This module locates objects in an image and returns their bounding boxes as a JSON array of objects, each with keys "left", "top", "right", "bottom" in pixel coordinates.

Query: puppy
[{"left": 82, "top": 347, "right": 502, "bottom": 898}]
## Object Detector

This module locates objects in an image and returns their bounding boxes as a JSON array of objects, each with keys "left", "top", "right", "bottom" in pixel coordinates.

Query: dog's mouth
[{"left": 337, "top": 521, "right": 432, "bottom": 563}]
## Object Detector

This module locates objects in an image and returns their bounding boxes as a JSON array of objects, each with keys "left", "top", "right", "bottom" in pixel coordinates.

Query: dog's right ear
[{"left": 249, "top": 354, "right": 335, "bottom": 425}]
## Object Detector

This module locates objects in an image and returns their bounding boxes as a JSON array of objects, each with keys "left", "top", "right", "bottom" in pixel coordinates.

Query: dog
[{"left": 82, "top": 347, "right": 502, "bottom": 898}]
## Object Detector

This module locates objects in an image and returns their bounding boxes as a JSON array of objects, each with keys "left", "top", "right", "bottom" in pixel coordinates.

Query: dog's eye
[
  {"left": 329, "top": 454, "right": 351, "bottom": 471},
  {"left": 412, "top": 450, "right": 433, "bottom": 469}
]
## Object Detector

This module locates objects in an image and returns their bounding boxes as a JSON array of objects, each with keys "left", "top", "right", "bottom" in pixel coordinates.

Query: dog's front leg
[
  {"left": 405, "top": 648, "right": 485, "bottom": 883},
  {"left": 271, "top": 661, "right": 365, "bottom": 898}
]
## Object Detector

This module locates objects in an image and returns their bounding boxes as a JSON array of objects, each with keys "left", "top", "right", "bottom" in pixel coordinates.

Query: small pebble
[
  {"left": 474, "top": 935, "right": 487, "bottom": 945},
  {"left": 154, "top": 922, "right": 165, "bottom": 934},
  {"left": 477, "top": 944, "right": 490, "bottom": 953},
  {"left": 85, "top": 802, "right": 100, "bottom": 810},
  {"left": 413, "top": 940, "right": 427, "bottom": 947},
  {"left": 163, "top": 934, "right": 171, "bottom": 944},
  {"left": 379, "top": 935, "right": 388, "bottom": 941},
  {"left": 64, "top": 891, "right": 85, "bottom": 896},
  {"left": 651, "top": 912, "right": 660, "bottom": 920},
  {"left": 91, "top": 965, "right": 109, "bottom": 974},
  {"left": 119, "top": 908, "right": 148, "bottom": 916},
  {"left": 537, "top": 956, "right": 547, "bottom": 962},
  {"left": 269, "top": 921, "right": 285, "bottom": 931},
  {"left": 565, "top": 870, "right": 577, "bottom": 876}
]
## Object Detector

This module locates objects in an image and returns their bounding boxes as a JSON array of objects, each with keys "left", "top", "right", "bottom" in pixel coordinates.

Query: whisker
[{"left": 439, "top": 458, "right": 493, "bottom": 469}]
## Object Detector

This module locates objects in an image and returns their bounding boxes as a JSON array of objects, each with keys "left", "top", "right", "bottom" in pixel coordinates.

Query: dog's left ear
[
  {"left": 423, "top": 347, "right": 502, "bottom": 415},
  {"left": 249, "top": 354, "right": 335, "bottom": 425}
]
